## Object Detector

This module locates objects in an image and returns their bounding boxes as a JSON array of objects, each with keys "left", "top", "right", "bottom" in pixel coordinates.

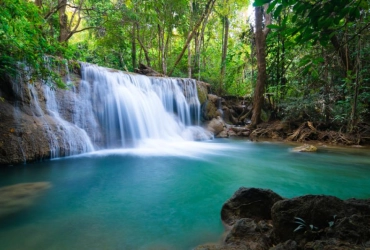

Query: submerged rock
[
  {"left": 0, "top": 182, "right": 52, "bottom": 218},
  {"left": 292, "top": 144, "right": 317, "bottom": 152}
]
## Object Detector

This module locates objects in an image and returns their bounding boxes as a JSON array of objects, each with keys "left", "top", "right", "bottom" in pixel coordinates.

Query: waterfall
[
  {"left": 7, "top": 61, "right": 210, "bottom": 162},
  {"left": 76, "top": 63, "right": 210, "bottom": 149}
]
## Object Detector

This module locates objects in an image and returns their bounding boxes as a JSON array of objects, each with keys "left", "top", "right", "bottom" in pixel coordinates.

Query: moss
[{"left": 197, "top": 83, "right": 208, "bottom": 105}]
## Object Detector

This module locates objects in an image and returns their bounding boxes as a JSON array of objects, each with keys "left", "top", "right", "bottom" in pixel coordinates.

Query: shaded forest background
[{"left": 1, "top": 0, "right": 369, "bottom": 134}]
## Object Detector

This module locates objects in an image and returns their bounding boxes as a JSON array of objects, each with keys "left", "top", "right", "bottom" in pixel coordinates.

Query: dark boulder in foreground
[
  {"left": 221, "top": 187, "right": 284, "bottom": 226},
  {"left": 196, "top": 187, "right": 370, "bottom": 250}
]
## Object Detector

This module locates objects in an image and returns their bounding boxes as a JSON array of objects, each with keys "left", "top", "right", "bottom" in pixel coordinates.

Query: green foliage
[
  {"left": 0, "top": 0, "right": 67, "bottom": 87},
  {"left": 293, "top": 217, "right": 318, "bottom": 233}
]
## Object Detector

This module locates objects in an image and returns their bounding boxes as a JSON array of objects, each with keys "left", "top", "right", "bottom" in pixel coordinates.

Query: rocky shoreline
[
  {"left": 195, "top": 187, "right": 370, "bottom": 250},
  {"left": 202, "top": 94, "right": 370, "bottom": 147}
]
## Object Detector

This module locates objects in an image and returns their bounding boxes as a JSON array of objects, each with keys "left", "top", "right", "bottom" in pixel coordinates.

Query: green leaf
[
  {"left": 293, "top": 225, "right": 305, "bottom": 232},
  {"left": 267, "top": 0, "right": 278, "bottom": 13},
  {"left": 274, "top": 5, "right": 283, "bottom": 18},
  {"left": 267, "top": 24, "right": 281, "bottom": 29},
  {"left": 253, "top": 0, "right": 271, "bottom": 7}
]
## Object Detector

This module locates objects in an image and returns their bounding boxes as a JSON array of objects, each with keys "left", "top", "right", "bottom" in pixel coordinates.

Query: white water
[
  {"left": 15, "top": 62, "right": 210, "bottom": 159},
  {"left": 75, "top": 63, "right": 210, "bottom": 149}
]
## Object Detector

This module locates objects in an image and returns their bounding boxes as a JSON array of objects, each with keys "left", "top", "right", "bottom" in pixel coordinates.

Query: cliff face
[
  {"left": 0, "top": 64, "right": 210, "bottom": 165},
  {"left": 0, "top": 73, "right": 92, "bottom": 165}
]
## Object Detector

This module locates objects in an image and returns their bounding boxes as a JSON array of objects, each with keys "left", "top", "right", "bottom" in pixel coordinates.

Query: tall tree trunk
[
  {"left": 188, "top": 0, "right": 193, "bottom": 78},
  {"left": 131, "top": 24, "right": 137, "bottom": 70},
  {"left": 348, "top": 33, "right": 361, "bottom": 132},
  {"left": 136, "top": 33, "right": 151, "bottom": 67},
  {"left": 197, "top": 11, "right": 210, "bottom": 80},
  {"left": 251, "top": 5, "right": 271, "bottom": 128},
  {"left": 35, "top": 0, "right": 42, "bottom": 7},
  {"left": 188, "top": 42, "right": 192, "bottom": 78},
  {"left": 219, "top": 15, "right": 229, "bottom": 95},
  {"left": 58, "top": 0, "right": 69, "bottom": 43}
]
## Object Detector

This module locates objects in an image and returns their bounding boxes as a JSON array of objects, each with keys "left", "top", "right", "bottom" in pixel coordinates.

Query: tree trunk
[
  {"left": 58, "top": 0, "right": 69, "bottom": 43},
  {"left": 136, "top": 30, "right": 151, "bottom": 67},
  {"left": 251, "top": 5, "right": 271, "bottom": 128},
  {"left": 219, "top": 15, "right": 229, "bottom": 95},
  {"left": 35, "top": 0, "right": 42, "bottom": 7},
  {"left": 188, "top": 42, "right": 192, "bottom": 78},
  {"left": 131, "top": 24, "right": 137, "bottom": 70},
  {"left": 348, "top": 33, "right": 361, "bottom": 132}
]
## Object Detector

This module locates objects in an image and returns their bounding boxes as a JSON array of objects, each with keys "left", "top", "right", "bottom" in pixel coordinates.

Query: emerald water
[{"left": 1, "top": 139, "right": 370, "bottom": 250}]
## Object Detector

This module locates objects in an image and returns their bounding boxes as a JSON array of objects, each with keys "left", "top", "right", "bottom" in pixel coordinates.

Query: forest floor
[{"left": 248, "top": 120, "right": 370, "bottom": 147}]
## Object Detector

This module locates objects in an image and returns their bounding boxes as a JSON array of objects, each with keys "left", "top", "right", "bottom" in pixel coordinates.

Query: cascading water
[
  {"left": 7, "top": 61, "right": 210, "bottom": 162},
  {"left": 76, "top": 63, "right": 210, "bottom": 149}
]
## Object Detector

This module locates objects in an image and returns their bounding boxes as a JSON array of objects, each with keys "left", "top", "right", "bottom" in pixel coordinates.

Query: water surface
[{"left": 1, "top": 139, "right": 369, "bottom": 249}]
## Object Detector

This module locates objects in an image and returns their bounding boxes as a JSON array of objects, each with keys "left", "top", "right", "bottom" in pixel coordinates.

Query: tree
[
  {"left": 168, "top": 0, "right": 216, "bottom": 76},
  {"left": 251, "top": 3, "right": 271, "bottom": 127}
]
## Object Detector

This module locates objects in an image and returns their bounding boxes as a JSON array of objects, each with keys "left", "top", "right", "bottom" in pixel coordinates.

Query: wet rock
[
  {"left": 292, "top": 144, "right": 317, "bottom": 152},
  {"left": 207, "top": 116, "right": 225, "bottom": 136},
  {"left": 0, "top": 182, "right": 52, "bottom": 218},
  {"left": 197, "top": 81, "right": 210, "bottom": 105},
  {"left": 203, "top": 94, "right": 223, "bottom": 121},
  {"left": 216, "top": 130, "right": 229, "bottom": 138},
  {"left": 221, "top": 187, "right": 284, "bottom": 226}
]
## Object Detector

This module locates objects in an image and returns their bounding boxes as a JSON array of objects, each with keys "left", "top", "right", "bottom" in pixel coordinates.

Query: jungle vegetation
[{"left": 1, "top": 0, "right": 369, "bottom": 132}]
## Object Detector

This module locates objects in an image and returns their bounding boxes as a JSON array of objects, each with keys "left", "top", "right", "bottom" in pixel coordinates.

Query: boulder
[
  {"left": 196, "top": 188, "right": 370, "bottom": 250},
  {"left": 292, "top": 144, "right": 317, "bottom": 152},
  {"left": 207, "top": 116, "right": 225, "bottom": 136},
  {"left": 271, "top": 195, "right": 370, "bottom": 245},
  {"left": 221, "top": 187, "right": 284, "bottom": 226},
  {"left": 203, "top": 95, "right": 223, "bottom": 121},
  {"left": 216, "top": 130, "right": 229, "bottom": 138}
]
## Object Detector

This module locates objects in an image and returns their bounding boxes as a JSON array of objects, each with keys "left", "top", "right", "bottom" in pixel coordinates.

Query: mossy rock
[{"left": 197, "top": 84, "right": 208, "bottom": 105}]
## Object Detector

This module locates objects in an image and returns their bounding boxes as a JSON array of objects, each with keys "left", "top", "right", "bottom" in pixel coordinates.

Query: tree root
[{"left": 250, "top": 121, "right": 369, "bottom": 145}]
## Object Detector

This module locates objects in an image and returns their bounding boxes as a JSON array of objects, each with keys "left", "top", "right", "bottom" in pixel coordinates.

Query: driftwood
[{"left": 134, "top": 63, "right": 166, "bottom": 77}]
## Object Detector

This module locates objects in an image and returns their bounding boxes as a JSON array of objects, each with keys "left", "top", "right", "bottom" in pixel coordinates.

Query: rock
[
  {"left": 221, "top": 187, "right": 284, "bottom": 226},
  {"left": 203, "top": 95, "right": 223, "bottom": 121},
  {"left": 224, "top": 218, "right": 273, "bottom": 249},
  {"left": 270, "top": 240, "right": 297, "bottom": 250},
  {"left": 194, "top": 243, "right": 247, "bottom": 250},
  {"left": 196, "top": 188, "right": 370, "bottom": 250},
  {"left": 271, "top": 195, "right": 345, "bottom": 242},
  {"left": 0, "top": 182, "right": 52, "bottom": 218},
  {"left": 228, "top": 130, "right": 237, "bottom": 137},
  {"left": 271, "top": 195, "right": 370, "bottom": 245},
  {"left": 134, "top": 63, "right": 166, "bottom": 77},
  {"left": 216, "top": 130, "right": 229, "bottom": 138},
  {"left": 303, "top": 239, "right": 366, "bottom": 250},
  {"left": 207, "top": 117, "right": 225, "bottom": 136},
  {"left": 292, "top": 144, "right": 317, "bottom": 152},
  {"left": 197, "top": 81, "right": 210, "bottom": 105},
  {"left": 208, "top": 94, "right": 220, "bottom": 104}
]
